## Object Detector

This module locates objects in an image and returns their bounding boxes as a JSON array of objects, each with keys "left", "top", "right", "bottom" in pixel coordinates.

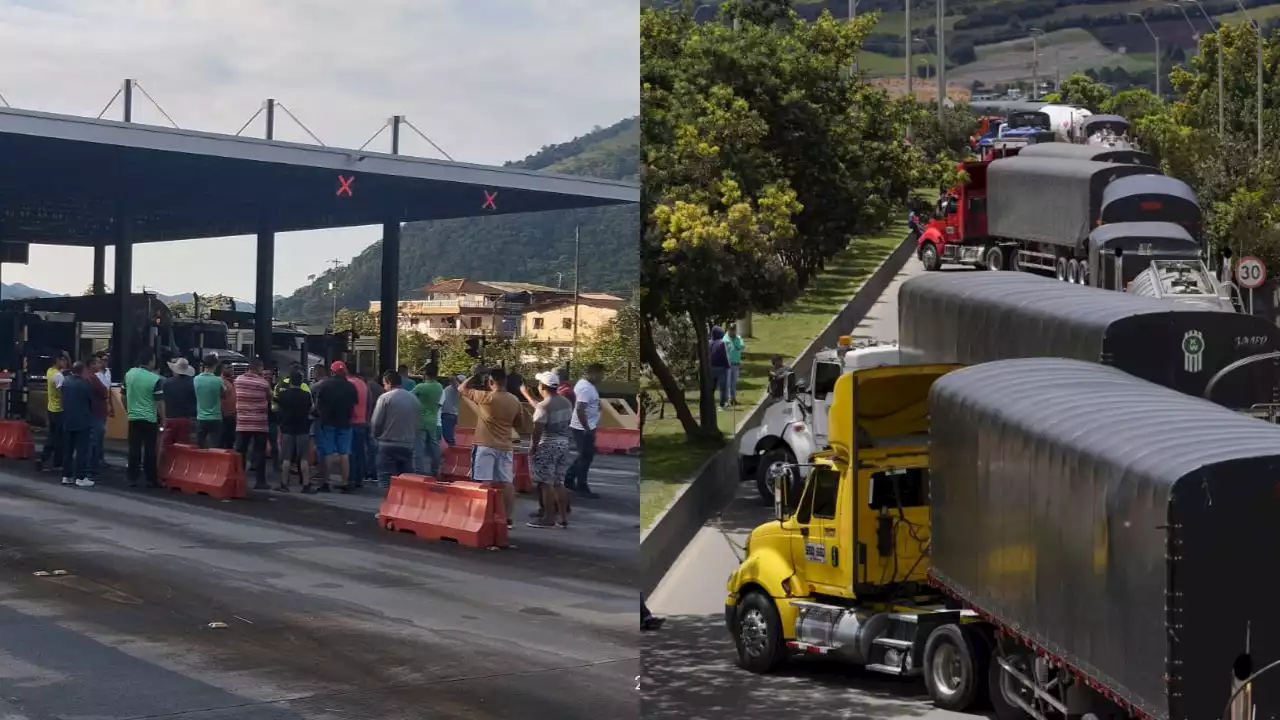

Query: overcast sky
[{"left": 0, "top": 0, "right": 638, "bottom": 298}]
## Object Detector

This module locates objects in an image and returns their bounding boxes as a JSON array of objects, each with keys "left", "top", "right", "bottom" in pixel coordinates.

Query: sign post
[{"left": 1236, "top": 255, "right": 1267, "bottom": 315}]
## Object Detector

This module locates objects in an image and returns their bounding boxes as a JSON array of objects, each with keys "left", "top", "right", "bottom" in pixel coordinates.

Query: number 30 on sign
[{"left": 1237, "top": 256, "right": 1267, "bottom": 290}]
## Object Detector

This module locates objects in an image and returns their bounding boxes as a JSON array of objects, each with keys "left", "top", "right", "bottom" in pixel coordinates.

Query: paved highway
[
  {"left": 644, "top": 259, "right": 983, "bottom": 720},
  {"left": 0, "top": 450, "right": 640, "bottom": 719}
]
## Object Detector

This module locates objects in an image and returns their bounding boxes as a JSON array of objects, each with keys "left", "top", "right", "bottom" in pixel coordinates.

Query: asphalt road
[
  {"left": 0, "top": 448, "right": 640, "bottom": 719},
  {"left": 644, "top": 259, "right": 985, "bottom": 720}
]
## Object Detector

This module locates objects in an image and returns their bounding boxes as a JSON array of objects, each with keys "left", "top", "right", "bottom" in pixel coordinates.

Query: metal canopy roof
[{"left": 0, "top": 106, "right": 639, "bottom": 246}]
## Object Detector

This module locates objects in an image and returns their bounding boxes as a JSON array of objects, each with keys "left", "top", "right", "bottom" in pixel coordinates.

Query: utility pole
[
  {"left": 937, "top": 0, "right": 946, "bottom": 133},
  {"left": 905, "top": 0, "right": 913, "bottom": 99},
  {"left": 849, "top": 0, "right": 859, "bottom": 75},
  {"left": 1129, "top": 14, "right": 1161, "bottom": 99},
  {"left": 1030, "top": 30, "right": 1041, "bottom": 100}
]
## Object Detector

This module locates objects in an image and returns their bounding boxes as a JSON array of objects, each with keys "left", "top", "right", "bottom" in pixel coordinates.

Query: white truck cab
[{"left": 738, "top": 338, "right": 901, "bottom": 502}]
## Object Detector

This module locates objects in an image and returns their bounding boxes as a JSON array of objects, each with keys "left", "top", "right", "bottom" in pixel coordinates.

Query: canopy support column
[
  {"left": 379, "top": 222, "right": 400, "bottom": 373},
  {"left": 112, "top": 213, "right": 133, "bottom": 379},
  {"left": 255, "top": 229, "right": 274, "bottom": 367},
  {"left": 93, "top": 244, "right": 106, "bottom": 295}
]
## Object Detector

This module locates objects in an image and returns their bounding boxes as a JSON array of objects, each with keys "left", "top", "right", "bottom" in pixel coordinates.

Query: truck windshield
[
  {"left": 813, "top": 362, "right": 843, "bottom": 400},
  {"left": 273, "top": 334, "right": 305, "bottom": 351}
]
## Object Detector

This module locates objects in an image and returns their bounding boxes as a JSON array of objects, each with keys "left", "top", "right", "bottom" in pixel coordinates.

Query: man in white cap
[
  {"left": 525, "top": 370, "right": 574, "bottom": 529},
  {"left": 162, "top": 357, "right": 198, "bottom": 450}
]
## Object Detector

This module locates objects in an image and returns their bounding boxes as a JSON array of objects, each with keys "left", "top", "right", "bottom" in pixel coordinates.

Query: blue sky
[{"left": 0, "top": 0, "right": 638, "bottom": 297}]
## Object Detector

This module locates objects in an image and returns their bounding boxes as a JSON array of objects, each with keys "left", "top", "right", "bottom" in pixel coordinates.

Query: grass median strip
[{"left": 640, "top": 223, "right": 908, "bottom": 530}]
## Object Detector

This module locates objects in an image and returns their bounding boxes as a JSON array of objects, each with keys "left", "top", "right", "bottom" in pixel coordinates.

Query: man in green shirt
[
  {"left": 411, "top": 365, "right": 443, "bottom": 476},
  {"left": 725, "top": 322, "right": 746, "bottom": 408},
  {"left": 193, "top": 354, "right": 226, "bottom": 449},
  {"left": 121, "top": 351, "right": 165, "bottom": 489}
]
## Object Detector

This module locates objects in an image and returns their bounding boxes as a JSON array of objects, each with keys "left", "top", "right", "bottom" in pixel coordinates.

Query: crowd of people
[{"left": 32, "top": 351, "right": 610, "bottom": 532}]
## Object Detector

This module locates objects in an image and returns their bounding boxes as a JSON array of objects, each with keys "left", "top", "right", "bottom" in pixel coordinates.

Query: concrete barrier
[{"left": 640, "top": 232, "right": 916, "bottom": 596}]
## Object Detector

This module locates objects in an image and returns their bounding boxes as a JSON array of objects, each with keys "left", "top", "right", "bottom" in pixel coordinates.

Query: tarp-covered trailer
[
  {"left": 986, "top": 156, "right": 1159, "bottom": 253},
  {"left": 1101, "top": 174, "right": 1202, "bottom": 237},
  {"left": 928, "top": 357, "right": 1280, "bottom": 720},
  {"left": 897, "top": 271, "right": 1280, "bottom": 408},
  {"left": 1087, "top": 221, "right": 1201, "bottom": 290},
  {"left": 1016, "top": 141, "right": 1154, "bottom": 166},
  {"left": 1080, "top": 112, "right": 1130, "bottom": 137}
]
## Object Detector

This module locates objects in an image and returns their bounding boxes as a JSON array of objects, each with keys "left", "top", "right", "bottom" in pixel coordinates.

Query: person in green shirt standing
[
  {"left": 193, "top": 354, "right": 226, "bottom": 449},
  {"left": 121, "top": 351, "right": 165, "bottom": 489},
  {"left": 725, "top": 322, "right": 746, "bottom": 408},
  {"left": 411, "top": 365, "right": 443, "bottom": 477}
]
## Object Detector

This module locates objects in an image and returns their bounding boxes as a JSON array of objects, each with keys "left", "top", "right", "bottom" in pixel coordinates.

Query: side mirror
[
  {"left": 773, "top": 464, "right": 791, "bottom": 521},
  {"left": 785, "top": 372, "right": 799, "bottom": 402}
]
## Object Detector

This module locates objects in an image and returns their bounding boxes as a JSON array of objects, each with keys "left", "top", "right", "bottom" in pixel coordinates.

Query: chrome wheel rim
[
  {"left": 740, "top": 608, "right": 768, "bottom": 657},
  {"left": 932, "top": 642, "right": 964, "bottom": 697}
]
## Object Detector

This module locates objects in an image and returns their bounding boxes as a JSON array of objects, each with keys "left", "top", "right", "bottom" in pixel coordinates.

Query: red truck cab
[{"left": 917, "top": 161, "right": 1001, "bottom": 271}]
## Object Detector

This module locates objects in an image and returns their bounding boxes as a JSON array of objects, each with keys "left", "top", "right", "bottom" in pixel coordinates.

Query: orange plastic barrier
[
  {"left": 438, "top": 445, "right": 532, "bottom": 493},
  {"left": 160, "top": 445, "right": 247, "bottom": 500},
  {"left": 595, "top": 427, "right": 641, "bottom": 455},
  {"left": 378, "top": 474, "right": 509, "bottom": 549},
  {"left": 450, "top": 427, "right": 476, "bottom": 448},
  {"left": 0, "top": 420, "right": 35, "bottom": 460}
]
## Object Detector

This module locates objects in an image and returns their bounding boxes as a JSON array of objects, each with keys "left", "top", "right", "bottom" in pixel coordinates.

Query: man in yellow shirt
[{"left": 36, "top": 351, "right": 70, "bottom": 472}]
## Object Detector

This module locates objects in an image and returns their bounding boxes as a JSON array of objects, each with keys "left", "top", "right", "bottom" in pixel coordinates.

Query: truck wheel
[
  {"left": 734, "top": 590, "right": 785, "bottom": 673},
  {"left": 756, "top": 447, "right": 796, "bottom": 504},
  {"left": 921, "top": 243, "right": 941, "bottom": 271},
  {"left": 988, "top": 646, "right": 1034, "bottom": 720},
  {"left": 1066, "top": 259, "right": 1080, "bottom": 284},
  {"left": 983, "top": 246, "right": 1004, "bottom": 271},
  {"left": 924, "top": 624, "right": 983, "bottom": 711},
  {"left": 1055, "top": 256, "right": 1069, "bottom": 282}
]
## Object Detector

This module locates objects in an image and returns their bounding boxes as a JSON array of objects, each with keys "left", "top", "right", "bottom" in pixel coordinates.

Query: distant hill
[
  {"left": 656, "top": 0, "right": 1280, "bottom": 89},
  {"left": 2, "top": 283, "right": 61, "bottom": 300},
  {"left": 274, "top": 117, "right": 640, "bottom": 325}
]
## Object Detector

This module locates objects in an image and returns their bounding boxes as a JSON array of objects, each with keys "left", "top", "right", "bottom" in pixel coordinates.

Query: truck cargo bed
[
  {"left": 928, "top": 358, "right": 1280, "bottom": 720},
  {"left": 898, "top": 272, "right": 1280, "bottom": 407}
]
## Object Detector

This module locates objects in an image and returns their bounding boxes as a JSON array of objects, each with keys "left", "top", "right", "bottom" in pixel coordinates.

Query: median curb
[{"left": 639, "top": 231, "right": 917, "bottom": 596}]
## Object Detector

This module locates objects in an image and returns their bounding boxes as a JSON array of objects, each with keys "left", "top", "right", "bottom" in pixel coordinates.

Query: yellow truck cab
[{"left": 725, "top": 362, "right": 990, "bottom": 712}]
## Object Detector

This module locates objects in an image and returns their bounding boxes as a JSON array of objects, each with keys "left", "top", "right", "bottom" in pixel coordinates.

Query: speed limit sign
[{"left": 1237, "top": 255, "right": 1267, "bottom": 289}]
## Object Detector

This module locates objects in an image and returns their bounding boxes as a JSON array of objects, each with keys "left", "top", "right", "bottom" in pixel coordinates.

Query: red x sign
[
  {"left": 482, "top": 190, "right": 498, "bottom": 211},
  {"left": 336, "top": 175, "right": 355, "bottom": 197}
]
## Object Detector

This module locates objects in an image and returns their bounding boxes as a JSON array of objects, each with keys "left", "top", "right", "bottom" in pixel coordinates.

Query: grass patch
[
  {"left": 872, "top": 11, "right": 963, "bottom": 36},
  {"left": 640, "top": 223, "right": 909, "bottom": 529},
  {"left": 858, "top": 51, "right": 939, "bottom": 77}
]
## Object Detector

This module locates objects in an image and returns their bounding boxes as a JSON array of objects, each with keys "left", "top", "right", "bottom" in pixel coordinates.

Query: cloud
[{"left": 0, "top": 0, "right": 638, "bottom": 298}]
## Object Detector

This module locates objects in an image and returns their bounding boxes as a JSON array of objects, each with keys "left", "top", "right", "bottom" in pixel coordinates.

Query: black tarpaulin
[
  {"left": 928, "top": 357, "right": 1280, "bottom": 720},
  {"left": 986, "top": 157, "right": 1158, "bottom": 248},
  {"left": 1016, "top": 142, "right": 1155, "bottom": 166},
  {"left": 1082, "top": 113, "right": 1131, "bottom": 135},
  {"left": 897, "top": 272, "right": 1280, "bottom": 403},
  {"left": 1100, "top": 174, "right": 1202, "bottom": 232}
]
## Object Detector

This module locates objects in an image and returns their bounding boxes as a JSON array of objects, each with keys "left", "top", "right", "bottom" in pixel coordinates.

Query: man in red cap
[{"left": 310, "top": 360, "right": 358, "bottom": 493}]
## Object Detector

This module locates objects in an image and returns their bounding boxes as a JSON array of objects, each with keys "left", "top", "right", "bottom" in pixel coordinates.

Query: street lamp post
[
  {"left": 905, "top": 0, "right": 913, "bottom": 99},
  {"left": 937, "top": 0, "right": 947, "bottom": 133},
  {"left": 848, "top": 0, "right": 860, "bottom": 75},
  {"left": 1183, "top": 0, "right": 1223, "bottom": 140},
  {"left": 1129, "top": 13, "right": 1161, "bottom": 99},
  {"left": 1234, "top": 0, "right": 1264, "bottom": 156},
  {"left": 1029, "top": 28, "right": 1044, "bottom": 100}
]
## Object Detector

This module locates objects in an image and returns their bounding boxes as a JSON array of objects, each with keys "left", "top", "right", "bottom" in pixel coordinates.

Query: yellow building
[{"left": 521, "top": 293, "right": 624, "bottom": 360}]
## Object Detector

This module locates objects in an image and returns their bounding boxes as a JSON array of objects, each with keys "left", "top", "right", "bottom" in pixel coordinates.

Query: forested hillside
[{"left": 274, "top": 118, "right": 639, "bottom": 324}]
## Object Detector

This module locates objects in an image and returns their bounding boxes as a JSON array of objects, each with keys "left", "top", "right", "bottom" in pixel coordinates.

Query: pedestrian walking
[
  {"left": 85, "top": 355, "right": 111, "bottom": 481},
  {"left": 555, "top": 367, "right": 575, "bottom": 406},
  {"left": 460, "top": 367, "right": 522, "bottom": 528},
  {"left": 309, "top": 363, "right": 330, "bottom": 483},
  {"left": 161, "top": 357, "right": 197, "bottom": 450},
  {"left": 193, "top": 355, "right": 225, "bottom": 448},
  {"left": 725, "top": 323, "right": 745, "bottom": 407},
  {"left": 564, "top": 363, "right": 604, "bottom": 499},
  {"left": 311, "top": 361, "right": 358, "bottom": 493},
  {"left": 439, "top": 374, "right": 461, "bottom": 447},
  {"left": 276, "top": 370, "right": 313, "bottom": 491},
  {"left": 411, "top": 365, "right": 443, "bottom": 476},
  {"left": 234, "top": 358, "right": 273, "bottom": 491},
  {"left": 346, "top": 365, "right": 370, "bottom": 488},
  {"left": 35, "top": 351, "right": 70, "bottom": 473},
  {"left": 122, "top": 352, "right": 164, "bottom": 489},
  {"left": 219, "top": 363, "right": 237, "bottom": 449},
  {"left": 92, "top": 351, "right": 112, "bottom": 471},
  {"left": 709, "top": 326, "right": 731, "bottom": 410},
  {"left": 59, "top": 361, "right": 96, "bottom": 488},
  {"left": 398, "top": 364, "right": 416, "bottom": 391},
  {"left": 526, "top": 371, "right": 574, "bottom": 529},
  {"left": 371, "top": 369, "right": 420, "bottom": 491}
]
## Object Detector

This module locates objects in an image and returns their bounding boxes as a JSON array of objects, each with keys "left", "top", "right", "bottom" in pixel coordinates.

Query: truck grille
[{"left": 231, "top": 363, "right": 249, "bottom": 377}]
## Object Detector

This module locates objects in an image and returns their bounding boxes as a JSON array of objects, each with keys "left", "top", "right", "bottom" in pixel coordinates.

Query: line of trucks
[{"left": 728, "top": 271, "right": 1280, "bottom": 720}]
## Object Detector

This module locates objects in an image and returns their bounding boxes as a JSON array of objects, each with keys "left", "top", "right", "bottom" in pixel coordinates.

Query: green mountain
[{"left": 273, "top": 118, "right": 639, "bottom": 325}]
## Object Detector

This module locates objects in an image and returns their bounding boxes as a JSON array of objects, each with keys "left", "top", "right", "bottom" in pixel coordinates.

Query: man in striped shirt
[{"left": 234, "top": 357, "right": 273, "bottom": 491}]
